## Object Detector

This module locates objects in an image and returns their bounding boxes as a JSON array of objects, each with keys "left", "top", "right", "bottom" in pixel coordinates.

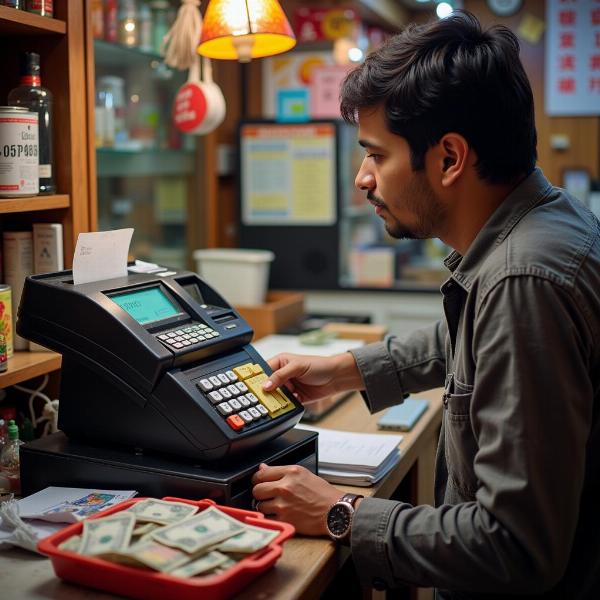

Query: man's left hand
[{"left": 251, "top": 464, "right": 342, "bottom": 536}]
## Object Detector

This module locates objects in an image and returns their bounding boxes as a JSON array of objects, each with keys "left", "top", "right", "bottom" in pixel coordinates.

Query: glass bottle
[
  {"left": 0, "top": 1, "right": 24, "bottom": 9},
  {"left": 104, "top": 0, "right": 119, "bottom": 43},
  {"left": 138, "top": 2, "right": 153, "bottom": 52},
  {"left": 8, "top": 52, "right": 56, "bottom": 194},
  {"left": 90, "top": 0, "right": 104, "bottom": 39},
  {"left": 97, "top": 76, "right": 127, "bottom": 147},
  {"left": 119, "top": 0, "right": 138, "bottom": 47},
  {"left": 0, "top": 420, "right": 23, "bottom": 494},
  {"left": 151, "top": 1, "right": 169, "bottom": 55}
]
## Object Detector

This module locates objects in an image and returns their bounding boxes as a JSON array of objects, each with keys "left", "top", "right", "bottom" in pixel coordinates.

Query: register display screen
[{"left": 111, "top": 287, "right": 182, "bottom": 324}]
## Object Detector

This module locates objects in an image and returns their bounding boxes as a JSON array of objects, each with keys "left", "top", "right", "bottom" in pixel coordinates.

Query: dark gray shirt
[{"left": 349, "top": 169, "right": 600, "bottom": 599}]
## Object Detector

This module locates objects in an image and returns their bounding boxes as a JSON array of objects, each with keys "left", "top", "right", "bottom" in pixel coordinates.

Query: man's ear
[{"left": 437, "top": 133, "right": 469, "bottom": 187}]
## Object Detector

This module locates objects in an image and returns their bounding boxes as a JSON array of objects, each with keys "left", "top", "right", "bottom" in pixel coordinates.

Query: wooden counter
[{"left": 1, "top": 389, "right": 443, "bottom": 600}]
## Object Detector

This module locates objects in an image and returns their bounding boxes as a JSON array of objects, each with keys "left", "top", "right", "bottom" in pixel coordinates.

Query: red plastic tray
[{"left": 38, "top": 497, "right": 295, "bottom": 600}]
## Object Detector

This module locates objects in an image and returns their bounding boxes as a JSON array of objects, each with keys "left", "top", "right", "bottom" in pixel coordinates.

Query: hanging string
[{"left": 162, "top": 0, "right": 203, "bottom": 70}]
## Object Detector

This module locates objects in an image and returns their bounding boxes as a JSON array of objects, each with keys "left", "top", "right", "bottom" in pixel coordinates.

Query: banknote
[
  {"left": 132, "top": 522, "right": 161, "bottom": 537},
  {"left": 58, "top": 534, "right": 82, "bottom": 553},
  {"left": 127, "top": 499, "right": 198, "bottom": 525},
  {"left": 80, "top": 512, "right": 135, "bottom": 555},
  {"left": 151, "top": 506, "right": 245, "bottom": 553},
  {"left": 215, "top": 522, "right": 279, "bottom": 553},
  {"left": 214, "top": 557, "right": 238, "bottom": 574},
  {"left": 125, "top": 539, "right": 191, "bottom": 572},
  {"left": 169, "top": 550, "right": 230, "bottom": 578}
]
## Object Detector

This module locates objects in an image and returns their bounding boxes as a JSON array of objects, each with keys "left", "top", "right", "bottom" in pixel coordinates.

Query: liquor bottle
[{"left": 8, "top": 52, "right": 56, "bottom": 194}]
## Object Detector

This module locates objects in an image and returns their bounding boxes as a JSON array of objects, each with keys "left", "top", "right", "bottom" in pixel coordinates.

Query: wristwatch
[{"left": 325, "top": 493, "right": 364, "bottom": 545}]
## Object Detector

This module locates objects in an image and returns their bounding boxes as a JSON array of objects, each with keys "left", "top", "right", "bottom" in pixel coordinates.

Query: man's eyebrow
[{"left": 358, "top": 139, "right": 386, "bottom": 152}]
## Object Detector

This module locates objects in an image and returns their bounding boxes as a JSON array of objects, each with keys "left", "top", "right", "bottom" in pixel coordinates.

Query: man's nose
[{"left": 355, "top": 169, "right": 375, "bottom": 191}]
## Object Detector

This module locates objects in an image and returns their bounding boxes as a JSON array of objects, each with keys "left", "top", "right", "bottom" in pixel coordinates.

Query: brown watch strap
[
  {"left": 338, "top": 493, "right": 363, "bottom": 546},
  {"left": 340, "top": 493, "right": 364, "bottom": 508}
]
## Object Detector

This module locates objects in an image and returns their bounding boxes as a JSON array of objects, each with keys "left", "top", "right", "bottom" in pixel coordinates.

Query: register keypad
[
  {"left": 157, "top": 323, "right": 220, "bottom": 351},
  {"left": 196, "top": 362, "right": 295, "bottom": 432}
]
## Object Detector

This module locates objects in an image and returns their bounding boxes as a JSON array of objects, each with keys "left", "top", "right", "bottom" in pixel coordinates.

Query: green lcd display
[{"left": 111, "top": 287, "right": 182, "bottom": 324}]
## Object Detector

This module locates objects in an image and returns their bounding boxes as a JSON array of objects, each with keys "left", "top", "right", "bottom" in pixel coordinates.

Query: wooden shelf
[
  {"left": 0, "top": 5, "right": 66, "bottom": 35},
  {"left": 0, "top": 194, "right": 70, "bottom": 214},
  {"left": 0, "top": 351, "right": 61, "bottom": 388}
]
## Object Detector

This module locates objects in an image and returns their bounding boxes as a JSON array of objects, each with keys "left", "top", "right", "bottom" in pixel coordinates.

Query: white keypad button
[
  {"left": 218, "top": 373, "right": 229, "bottom": 384},
  {"left": 238, "top": 396, "right": 251, "bottom": 408},
  {"left": 246, "top": 392, "right": 258, "bottom": 404},
  {"left": 235, "top": 382, "right": 248, "bottom": 393},
  {"left": 209, "top": 376, "right": 221, "bottom": 386},
  {"left": 229, "top": 399, "right": 241, "bottom": 411},
  {"left": 209, "top": 391, "right": 223, "bottom": 403},
  {"left": 198, "top": 379, "right": 213, "bottom": 391},
  {"left": 227, "top": 384, "right": 240, "bottom": 396},
  {"left": 226, "top": 370, "right": 237, "bottom": 381},
  {"left": 220, "top": 388, "right": 232, "bottom": 399},
  {"left": 217, "top": 402, "right": 233, "bottom": 415},
  {"left": 249, "top": 406, "right": 263, "bottom": 418},
  {"left": 239, "top": 410, "right": 253, "bottom": 423}
]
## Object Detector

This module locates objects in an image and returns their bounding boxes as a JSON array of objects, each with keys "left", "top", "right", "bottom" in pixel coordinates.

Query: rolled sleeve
[
  {"left": 350, "top": 497, "right": 400, "bottom": 588},
  {"left": 350, "top": 320, "right": 447, "bottom": 413}
]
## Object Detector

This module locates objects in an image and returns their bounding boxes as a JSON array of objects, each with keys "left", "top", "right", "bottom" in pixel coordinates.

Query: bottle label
[
  {"left": 26, "top": 0, "right": 53, "bottom": 16},
  {"left": 39, "top": 163, "right": 51, "bottom": 178},
  {"left": 20, "top": 76, "right": 41, "bottom": 87}
]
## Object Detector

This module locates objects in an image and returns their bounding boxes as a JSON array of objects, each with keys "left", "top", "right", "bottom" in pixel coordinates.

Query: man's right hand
[{"left": 262, "top": 351, "right": 364, "bottom": 404}]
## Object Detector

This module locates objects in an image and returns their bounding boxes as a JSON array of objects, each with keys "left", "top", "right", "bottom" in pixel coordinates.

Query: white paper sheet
[
  {"left": 72, "top": 228, "right": 134, "bottom": 285},
  {"left": 297, "top": 425, "right": 402, "bottom": 471},
  {"left": 253, "top": 334, "right": 364, "bottom": 360},
  {"left": 17, "top": 486, "right": 138, "bottom": 523}
]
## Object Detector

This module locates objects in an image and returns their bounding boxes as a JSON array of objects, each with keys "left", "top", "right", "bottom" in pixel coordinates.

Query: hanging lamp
[{"left": 197, "top": 0, "right": 296, "bottom": 62}]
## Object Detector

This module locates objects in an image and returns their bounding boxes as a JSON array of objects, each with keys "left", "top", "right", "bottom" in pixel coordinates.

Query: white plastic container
[{"left": 193, "top": 248, "right": 275, "bottom": 306}]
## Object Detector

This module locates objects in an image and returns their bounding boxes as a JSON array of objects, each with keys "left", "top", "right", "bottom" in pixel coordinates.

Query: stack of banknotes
[{"left": 57, "top": 499, "right": 280, "bottom": 578}]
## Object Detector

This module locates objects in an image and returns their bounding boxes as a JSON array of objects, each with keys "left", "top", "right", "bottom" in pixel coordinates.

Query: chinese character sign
[{"left": 545, "top": 0, "right": 600, "bottom": 116}]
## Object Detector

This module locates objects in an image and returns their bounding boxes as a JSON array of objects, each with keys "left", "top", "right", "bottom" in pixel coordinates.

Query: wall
[
  {"left": 199, "top": 1, "right": 599, "bottom": 331},
  {"left": 465, "top": 0, "right": 599, "bottom": 186}
]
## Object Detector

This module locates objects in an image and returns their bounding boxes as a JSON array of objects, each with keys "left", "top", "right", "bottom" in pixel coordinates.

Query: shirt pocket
[{"left": 443, "top": 386, "right": 479, "bottom": 497}]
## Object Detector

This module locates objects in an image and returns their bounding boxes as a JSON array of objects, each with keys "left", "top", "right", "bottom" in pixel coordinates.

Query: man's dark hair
[{"left": 340, "top": 11, "right": 537, "bottom": 184}]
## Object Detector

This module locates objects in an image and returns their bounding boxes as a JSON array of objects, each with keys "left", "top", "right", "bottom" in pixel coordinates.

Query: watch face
[{"left": 327, "top": 503, "right": 352, "bottom": 538}]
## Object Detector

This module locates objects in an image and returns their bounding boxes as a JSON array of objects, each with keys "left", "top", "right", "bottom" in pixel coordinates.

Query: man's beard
[{"left": 368, "top": 171, "right": 445, "bottom": 240}]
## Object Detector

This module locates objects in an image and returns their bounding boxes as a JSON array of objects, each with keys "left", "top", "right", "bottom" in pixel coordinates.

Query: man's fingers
[
  {"left": 263, "top": 359, "right": 306, "bottom": 391},
  {"left": 252, "top": 481, "right": 276, "bottom": 501},
  {"left": 251, "top": 464, "right": 297, "bottom": 484}
]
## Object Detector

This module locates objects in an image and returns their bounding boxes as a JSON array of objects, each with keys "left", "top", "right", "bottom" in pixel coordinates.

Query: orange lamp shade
[{"left": 198, "top": 0, "right": 296, "bottom": 62}]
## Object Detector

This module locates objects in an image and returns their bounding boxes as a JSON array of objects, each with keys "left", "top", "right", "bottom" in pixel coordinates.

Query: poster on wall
[
  {"left": 545, "top": 0, "right": 600, "bottom": 116},
  {"left": 262, "top": 51, "right": 335, "bottom": 117},
  {"left": 240, "top": 123, "right": 336, "bottom": 226}
]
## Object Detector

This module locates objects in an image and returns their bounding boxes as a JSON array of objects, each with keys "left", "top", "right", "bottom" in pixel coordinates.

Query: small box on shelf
[{"left": 235, "top": 291, "right": 304, "bottom": 341}]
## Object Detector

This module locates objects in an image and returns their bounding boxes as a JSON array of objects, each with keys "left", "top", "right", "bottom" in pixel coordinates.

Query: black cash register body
[{"left": 16, "top": 267, "right": 318, "bottom": 506}]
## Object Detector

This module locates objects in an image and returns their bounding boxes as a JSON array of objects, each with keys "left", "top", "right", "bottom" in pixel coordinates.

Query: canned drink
[
  {"left": 0, "top": 334, "right": 7, "bottom": 373},
  {"left": 0, "top": 285, "right": 13, "bottom": 358},
  {"left": 0, "top": 106, "right": 39, "bottom": 198}
]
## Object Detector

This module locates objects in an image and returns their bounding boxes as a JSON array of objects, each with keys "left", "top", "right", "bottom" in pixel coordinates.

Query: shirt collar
[{"left": 442, "top": 168, "right": 553, "bottom": 292}]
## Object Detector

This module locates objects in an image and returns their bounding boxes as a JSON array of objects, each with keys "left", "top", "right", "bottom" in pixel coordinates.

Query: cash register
[{"left": 16, "top": 265, "right": 318, "bottom": 507}]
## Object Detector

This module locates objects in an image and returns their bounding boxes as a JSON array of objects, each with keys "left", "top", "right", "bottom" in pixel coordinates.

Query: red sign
[
  {"left": 172, "top": 83, "right": 208, "bottom": 134},
  {"left": 294, "top": 7, "right": 359, "bottom": 43}
]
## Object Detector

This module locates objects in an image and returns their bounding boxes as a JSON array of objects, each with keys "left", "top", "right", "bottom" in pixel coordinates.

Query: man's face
[{"left": 355, "top": 106, "right": 446, "bottom": 240}]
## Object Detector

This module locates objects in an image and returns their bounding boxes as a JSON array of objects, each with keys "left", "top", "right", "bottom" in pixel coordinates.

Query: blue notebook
[{"left": 377, "top": 398, "right": 429, "bottom": 431}]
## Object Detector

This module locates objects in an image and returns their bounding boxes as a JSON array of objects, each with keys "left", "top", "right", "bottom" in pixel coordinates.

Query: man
[{"left": 251, "top": 11, "right": 600, "bottom": 600}]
